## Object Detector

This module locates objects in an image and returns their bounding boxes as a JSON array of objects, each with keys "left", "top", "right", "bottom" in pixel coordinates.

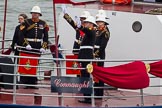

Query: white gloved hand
[
  {"left": 61, "top": 4, "right": 67, "bottom": 14},
  {"left": 75, "top": 16, "right": 81, "bottom": 28},
  {"left": 40, "top": 48, "right": 46, "bottom": 53},
  {"left": 26, "top": 44, "right": 32, "bottom": 50}
]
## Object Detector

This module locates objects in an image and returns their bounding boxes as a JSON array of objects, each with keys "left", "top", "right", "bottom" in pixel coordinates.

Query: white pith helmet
[
  {"left": 80, "top": 11, "right": 91, "bottom": 18},
  {"left": 84, "top": 16, "right": 97, "bottom": 26},
  {"left": 30, "top": 6, "right": 42, "bottom": 16},
  {"left": 96, "top": 16, "right": 109, "bottom": 25},
  {"left": 96, "top": 9, "right": 108, "bottom": 19}
]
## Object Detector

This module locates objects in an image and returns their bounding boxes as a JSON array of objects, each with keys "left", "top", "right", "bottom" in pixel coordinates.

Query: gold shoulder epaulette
[
  {"left": 27, "top": 24, "right": 35, "bottom": 31},
  {"left": 105, "top": 30, "right": 110, "bottom": 38},
  {"left": 88, "top": 27, "right": 92, "bottom": 30},
  {"left": 20, "top": 25, "right": 25, "bottom": 30}
]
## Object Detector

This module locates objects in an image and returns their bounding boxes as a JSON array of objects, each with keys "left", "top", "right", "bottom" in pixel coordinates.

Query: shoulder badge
[{"left": 45, "top": 24, "right": 49, "bottom": 31}]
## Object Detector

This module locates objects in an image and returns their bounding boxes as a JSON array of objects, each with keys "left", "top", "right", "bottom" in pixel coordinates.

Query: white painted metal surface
[{"left": 58, "top": 7, "right": 162, "bottom": 94}]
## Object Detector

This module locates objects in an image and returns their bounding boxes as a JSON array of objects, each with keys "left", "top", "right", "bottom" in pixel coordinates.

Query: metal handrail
[{"left": 0, "top": 54, "right": 161, "bottom": 107}]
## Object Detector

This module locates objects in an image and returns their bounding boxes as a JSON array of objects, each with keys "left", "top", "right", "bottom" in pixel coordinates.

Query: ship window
[{"left": 132, "top": 21, "right": 142, "bottom": 32}]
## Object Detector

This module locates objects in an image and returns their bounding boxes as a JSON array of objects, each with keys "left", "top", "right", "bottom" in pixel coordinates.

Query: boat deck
[{"left": 0, "top": 80, "right": 162, "bottom": 107}]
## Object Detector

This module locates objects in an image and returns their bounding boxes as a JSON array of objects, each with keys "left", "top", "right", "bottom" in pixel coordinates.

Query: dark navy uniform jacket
[
  {"left": 20, "top": 18, "right": 49, "bottom": 52},
  {"left": 11, "top": 25, "right": 24, "bottom": 50},
  {"left": 94, "top": 27, "right": 110, "bottom": 61},
  {"left": 78, "top": 27, "right": 96, "bottom": 60}
]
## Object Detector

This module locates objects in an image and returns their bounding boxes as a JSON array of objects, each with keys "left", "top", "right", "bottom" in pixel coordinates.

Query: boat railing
[{"left": 0, "top": 52, "right": 162, "bottom": 107}]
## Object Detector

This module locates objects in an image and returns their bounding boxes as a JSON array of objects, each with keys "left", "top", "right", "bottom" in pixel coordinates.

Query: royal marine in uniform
[
  {"left": 21, "top": 6, "right": 48, "bottom": 53},
  {"left": 62, "top": 7, "right": 90, "bottom": 55},
  {"left": 77, "top": 16, "right": 97, "bottom": 104},
  {"left": 94, "top": 25, "right": 110, "bottom": 66},
  {"left": 94, "top": 11, "right": 110, "bottom": 99},
  {"left": 20, "top": 6, "right": 49, "bottom": 89},
  {"left": 21, "top": 18, "right": 48, "bottom": 51}
]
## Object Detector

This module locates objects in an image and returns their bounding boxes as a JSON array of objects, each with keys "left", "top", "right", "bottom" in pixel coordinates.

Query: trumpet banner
[
  {"left": 66, "top": 55, "right": 80, "bottom": 75},
  {"left": 18, "top": 52, "right": 40, "bottom": 75},
  {"left": 92, "top": 61, "right": 149, "bottom": 89},
  {"left": 149, "top": 60, "right": 162, "bottom": 78}
]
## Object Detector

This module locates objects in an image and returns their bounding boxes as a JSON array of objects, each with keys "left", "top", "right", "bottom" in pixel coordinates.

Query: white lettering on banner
[{"left": 54, "top": 79, "right": 90, "bottom": 91}]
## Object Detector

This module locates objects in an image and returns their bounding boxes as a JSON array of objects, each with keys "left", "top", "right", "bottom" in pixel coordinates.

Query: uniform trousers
[
  {"left": 80, "top": 61, "right": 91, "bottom": 101},
  {"left": 94, "top": 61, "right": 104, "bottom": 99}
]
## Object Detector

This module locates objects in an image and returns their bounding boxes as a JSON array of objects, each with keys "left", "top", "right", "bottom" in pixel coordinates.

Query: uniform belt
[
  {"left": 26, "top": 38, "right": 42, "bottom": 42},
  {"left": 80, "top": 46, "right": 93, "bottom": 49},
  {"left": 94, "top": 45, "right": 100, "bottom": 49}
]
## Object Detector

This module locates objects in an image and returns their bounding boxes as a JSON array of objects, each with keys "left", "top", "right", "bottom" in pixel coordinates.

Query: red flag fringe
[{"left": 149, "top": 60, "right": 162, "bottom": 78}]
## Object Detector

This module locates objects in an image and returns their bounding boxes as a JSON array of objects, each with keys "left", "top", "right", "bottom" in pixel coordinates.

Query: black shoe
[
  {"left": 95, "top": 97, "right": 102, "bottom": 100},
  {"left": 78, "top": 99, "right": 91, "bottom": 104},
  {"left": 23, "top": 86, "right": 30, "bottom": 89},
  {"left": 29, "top": 86, "right": 39, "bottom": 89}
]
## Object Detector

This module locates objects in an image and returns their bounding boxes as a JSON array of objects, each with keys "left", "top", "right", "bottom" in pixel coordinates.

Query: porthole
[{"left": 132, "top": 21, "right": 142, "bottom": 32}]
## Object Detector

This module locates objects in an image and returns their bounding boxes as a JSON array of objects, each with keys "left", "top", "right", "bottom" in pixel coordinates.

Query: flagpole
[
  {"left": 52, "top": 0, "right": 62, "bottom": 106},
  {"left": 2, "top": 0, "right": 8, "bottom": 54},
  {"left": 52, "top": 0, "right": 60, "bottom": 76}
]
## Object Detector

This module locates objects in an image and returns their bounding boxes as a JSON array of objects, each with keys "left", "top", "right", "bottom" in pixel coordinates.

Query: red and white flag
[
  {"left": 54, "top": 0, "right": 71, "bottom": 4},
  {"left": 53, "top": 0, "right": 97, "bottom": 5}
]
